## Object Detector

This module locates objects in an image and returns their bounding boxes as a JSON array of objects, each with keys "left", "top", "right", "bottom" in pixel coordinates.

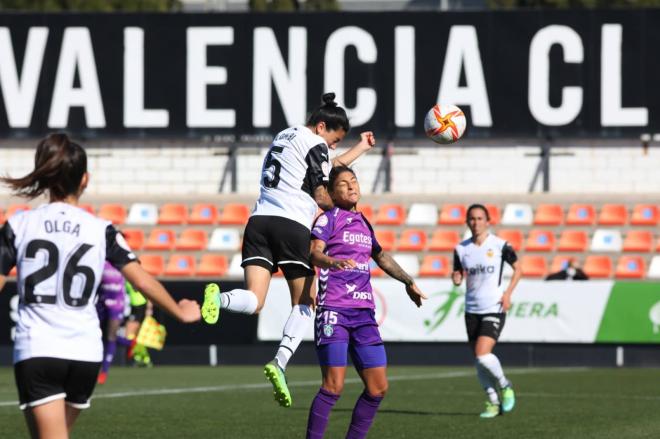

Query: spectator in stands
[{"left": 545, "top": 260, "right": 589, "bottom": 281}]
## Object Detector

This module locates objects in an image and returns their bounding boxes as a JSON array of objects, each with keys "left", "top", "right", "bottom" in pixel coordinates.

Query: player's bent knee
[{"left": 322, "top": 383, "right": 344, "bottom": 395}]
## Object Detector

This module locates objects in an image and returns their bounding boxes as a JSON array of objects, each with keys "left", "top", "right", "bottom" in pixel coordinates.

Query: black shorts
[
  {"left": 241, "top": 215, "right": 315, "bottom": 280},
  {"left": 465, "top": 313, "right": 506, "bottom": 343},
  {"left": 14, "top": 357, "right": 100, "bottom": 411},
  {"left": 128, "top": 303, "right": 147, "bottom": 322}
]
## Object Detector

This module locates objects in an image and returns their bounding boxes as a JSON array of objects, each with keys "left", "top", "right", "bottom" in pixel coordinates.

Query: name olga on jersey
[
  {"left": 44, "top": 220, "right": 80, "bottom": 237},
  {"left": 466, "top": 264, "right": 495, "bottom": 275},
  {"left": 342, "top": 231, "right": 372, "bottom": 247}
]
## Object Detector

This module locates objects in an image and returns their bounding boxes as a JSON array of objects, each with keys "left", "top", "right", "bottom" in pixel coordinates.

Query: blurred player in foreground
[
  {"left": 306, "top": 166, "right": 427, "bottom": 438},
  {"left": 0, "top": 133, "right": 200, "bottom": 439},
  {"left": 452, "top": 204, "right": 522, "bottom": 418},
  {"left": 202, "top": 93, "right": 375, "bottom": 407}
]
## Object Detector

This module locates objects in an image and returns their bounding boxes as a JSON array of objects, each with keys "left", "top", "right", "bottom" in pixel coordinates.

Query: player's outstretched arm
[
  {"left": 121, "top": 262, "right": 201, "bottom": 323},
  {"left": 332, "top": 132, "right": 376, "bottom": 167},
  {"left": 310, "top": 240, "right": 356, "bottom": 270},
  {"left": 373, "top": 250, "right": 427, "bottom": 307}
]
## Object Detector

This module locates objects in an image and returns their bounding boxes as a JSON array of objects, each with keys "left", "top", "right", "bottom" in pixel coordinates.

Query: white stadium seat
[
  {"left": 501, "top": 203, "right": 533, "bottom": 226},
  {"left": 590, "top": 229, "right": 623, "bottom": 252},
  {"left": 208, "top": 228, "right": 241, "bottom": 251},
  {"left": 126, "top": 203, "right": 158, "bottom": 225},
  {"left": 647, "top": 256, "right": 660, "bottom": 279},
  {"left": 392, "top": 253, "right": 420, "bottom": 277},
  {"left": 227, "top": 253, "right": 244, "bottom": 277},
  {"left": 406, "top": 203, "right": 438, "bottom": 226}
]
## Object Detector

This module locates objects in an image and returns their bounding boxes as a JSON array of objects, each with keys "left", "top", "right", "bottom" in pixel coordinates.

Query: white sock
[
  {"left": 476, "top": 360, "right": 500, "bottom": 404},
  {"left": 274, "top": 304, "right": 313, "bottom": 370},
  {"left": 477, "top": 353, "right": 510, "bottom": 389},
  {"left": 220, "top": 289, "right": 258, "bottom": 315}
]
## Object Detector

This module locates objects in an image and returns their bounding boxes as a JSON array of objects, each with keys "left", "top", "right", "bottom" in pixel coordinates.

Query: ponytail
[{"left": 307, "top": 92, "right": 350, "bottom": 132}]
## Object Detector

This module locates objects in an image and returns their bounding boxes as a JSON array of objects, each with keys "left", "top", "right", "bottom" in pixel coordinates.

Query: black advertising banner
[{"left": 0, "top": 11, "right": 656, "bottom": 140}]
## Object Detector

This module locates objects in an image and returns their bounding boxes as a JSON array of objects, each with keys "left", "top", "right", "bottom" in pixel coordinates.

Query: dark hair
[
  {"left": 1, "top": 133, "right": 87, "bottom": 200},
  {"left": 306, "top": 92, "right": 350, "bottom": 133},
  {"left": 328, "top": 165, "right": 357, "bottom": 191},
  {"left": 466, "top": 203, "right": 490, "bottom": 221}
]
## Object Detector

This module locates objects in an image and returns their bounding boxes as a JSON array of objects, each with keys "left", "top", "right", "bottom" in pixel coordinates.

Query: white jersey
[
  {"left": 252, "top": 125, "right": 331, "bottom": 230},
  {"left": 453, "top": 234, "right": 518, "bottom": 314},
  {"left": 0, "top": 202, "right": 137, "bottom": 363}
]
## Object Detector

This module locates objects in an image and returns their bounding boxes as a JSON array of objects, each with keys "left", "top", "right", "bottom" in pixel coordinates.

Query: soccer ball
[{"left": 424, "top": 104, "right": 466, "bottom": 144}]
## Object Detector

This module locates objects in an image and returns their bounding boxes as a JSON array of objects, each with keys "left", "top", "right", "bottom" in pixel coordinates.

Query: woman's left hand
[{"left": 500, "top": 292, "right": 512, "bottom": 312}]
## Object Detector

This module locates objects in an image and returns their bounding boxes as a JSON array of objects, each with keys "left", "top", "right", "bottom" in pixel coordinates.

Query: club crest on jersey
[
  {"left": 346, "top": 217, "right": 353, "bottom": 224},
  {"left": 487, "top": 249, "right": 494, "bottom": 258},
  {"left": 323, "top": 324, "right": 334, "bottom": 337},
  {"left": 316, "top": 215, "right": 329, "bottom": 227}
]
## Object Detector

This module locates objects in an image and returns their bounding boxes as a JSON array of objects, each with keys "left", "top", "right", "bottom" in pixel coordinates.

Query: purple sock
[
  {"left": 116, "top": 335, "right": 132, "bottom": 347},
  {"left": 345, "top": 391, "right": 383, "bottom": 439},
  {"left": 306, "top": 388, "right": 340, "bottom": 439},
  {"left": 102, "top": 339, "right": 117, "bottom": 373}
]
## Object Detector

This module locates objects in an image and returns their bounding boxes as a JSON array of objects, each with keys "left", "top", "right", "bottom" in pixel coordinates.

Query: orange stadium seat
[
  {"left": 534, "top": 204, "right": 563, "bottom": 226},
  {"left": 497, "top": 229, "right": 523, "bottom": 251},
  {"left": 583, "top": 255, "right": 613, "bottom": 279},
  {"left": 419, "top": 255, "right": 451, "bottom": 277},
  {"left": 439, "top": 204, "right": 466, "bottom": 225},
  {"left": 189, "top": 204, "right": 219, "bottom": 225},
  {"left": 550, "top": 255, "right": 576, "bottom": 274},
  {"left": 623, "top": 230, "right": 653, "bottom": 252},
  {"left": 144, "top": 228, "right": 176, "bottom": 251},
  {"left": 358, "top": 204, "right": 374, "bottom": 224},
  {"left": 525, "top": 230, "right": 555, "bottom": 252},
  {"left": 615, "top": 256, "right": 646, "bottom": 279},
  {"left": 78, "top": 204, "right": 95, "bottom": 215},
  {"left": 631, "top": 204, "right": 659, "bottom": 226},
  {"left": 139, "top": 254, "right": 165, "bottom": 276},
  {"left": 219, "top": 203, "right": 251, "bottom": 225},
  {"left": 375, "top": 204, "right": 405, "bottom": 225},
  {"left": 374, "top": 229, "right": 396, "bottom": 251},
  {"left": 197, "top": 254, "right": 228, "bottom": 277},
  {"left": 429, "top": 229, "right": 461, "bottom": 251},
  {"left": 7, "top": 204, "right": 30, "bottom": 218},
  {"left": 557, "top": 230, "right": 589, "bottom": 252},
  {"left": 158, "top": 203, "right": 188, "bottom": 225},
  {"left": 369, "top": 259, "right": 384, "bottom": 277},
  {"left": 520, "top": 255, "right": 548, "bottom": 278},
  {"left": 598, "top": 204, "right": 627, "bottom": 226},
  {"left": 484, "top": 204, "right": 501, "bottom": 225},
  {"left": 566, "top": 204, "right": 596, "bottom": 226},
  {"left": 176, "top": 229, "right": 208, "bottom": 251},
  {"left": 98, "top": 204, "right": 127, "bottom": 225},
  {"left": 121, "top": 229, "right": 145, "bottom": 250},
  {"left": 165, "top": 254, "right": 196, "bottom": 277},
  {"left": 397, "top": 229, "right": 427, "bottom": 251}
]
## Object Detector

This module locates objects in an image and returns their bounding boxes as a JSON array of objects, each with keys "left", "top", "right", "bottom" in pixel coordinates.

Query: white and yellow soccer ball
[{"left": 423, "top": 104, "right": 466, "bottom": 144}]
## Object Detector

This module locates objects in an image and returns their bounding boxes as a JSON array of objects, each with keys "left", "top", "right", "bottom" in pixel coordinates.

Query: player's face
[
  {"left": 331, "top": 171, "right": 360, "bottom": 209},
  {"left": 467, "top": 208, "right": 489, "bottom": 236},
  {"left": 314, "top": 122, "right": 347, "bottom": 149}
]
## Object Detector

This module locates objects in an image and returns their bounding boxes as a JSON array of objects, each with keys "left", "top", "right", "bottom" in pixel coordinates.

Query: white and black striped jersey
[
  {"left": 453, "top": 234, "right": 518, "bottom": 314},
  {"left": 252, "top": 125, "right": 331, "bottom": 230},
  {"left": 0, "top": 202, "right": 137, "bottom": 364}
]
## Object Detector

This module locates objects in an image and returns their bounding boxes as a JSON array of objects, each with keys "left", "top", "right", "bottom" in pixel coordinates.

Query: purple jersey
[
  {"left": 96, "top": 261, "right": 126, "bottom": 321},
  {"left": 311, "top": 207, "right": 382, "bottom": 309}
]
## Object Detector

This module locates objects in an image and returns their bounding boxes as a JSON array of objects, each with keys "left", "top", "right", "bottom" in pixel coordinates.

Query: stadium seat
[
  {"left": 208, "top": 228, "right": 241, "bottom": 251},
  {"left": 6, "top": 204, "right": 30, "bottom": 218},
  {"left": 139, "top": 254, "right": 165, "bottom": 276},
  {"left": 219, "top": 203, "right": 251, "bottom": 225},
  {"left": 176, "top": 229, "right": 208, "bottom": 251},
  {"left": 197, "top": 254, "right": 229, "bottom": 277},
  {"left": 158, "top": 203, "right": 188, "bottom": 225},
  {"left": 375, "top": 204, "right": 405, "bottom": 225},
  {"left": 484, "top": 204, "right": 501, "bottom": 225},
  {"left": 550, "top": 255, "right": 576, "bottom": 273},
  {"left": 98, "top": 203, "right": 127, "bottom": 225},
  {"left": 525, "top": 230, "right": 555, "bottom": 252},
  {"left": 590, "top": 229, "right": 622, "bottom": 252},
  {"left": 520, "top": 255, "right": 548, "bottom": 278},
  {"left": 419, "top": 255, "right": 451, "bottom": 277},
  {"left": 597, "top": 204, "right": 627, "bottom": 226},
  {"left": 357, "top": 204, "right": 374, "bottom": 224},
  {"left": 189, "top": 203, "right": 219, "bottom": 225},
  {"left": 534, "top": 204, "right": 563, "bottom": 226},
  {"left": 78, "top": 204, "right": 95, "bottom": 215},
  {"left": 583, "top": 255, "right": 613, "bottom": 278},
  {"left": 631, "top": 204, "right": 659, "bottom": 226},
  {"left": 615, "top": 256, "right": 646, "bottom": 279},
  {"left": 439, "top": 204, "right": 466, "bottom": 225},
  {"left": 406, "top": 203, "right": 438, "bottom": 226},
  {"left": 647, "top": 256, "right": 660, "bottom": 279},
  {"left": 392, "top": 254, "right": 420, "bottom": 277},
  {"left": 374, "top": 229, "right": 396, "bottom": 251},
  {"left": 126, "top": 203, "right": 158, "bottom": 225},
  {"left": 566, "top": 204, "right": 596, "bottom": 226},
  {"left": 557, "top": 230, "right": 589, "bottom": 252},
  {"left": 227, "top": 254, "right": 244, "bottom": 277},
  {"left": 144, "top": 228, "right": 176, "bottom": 251},
  {"left": 121, "top": 228, "right": 145, "bottom": 250},
  {"left": 369, "top": 258, "right": 384, "bottom": 277},
  {"left": 501, "top": 203, "right": 533, "bottom": 226},
  {"left": 429, "top": 229, "right": 461, "bottom": 251},
  {"left": 397, "top": 229, "right": 427, "bottom": 251},
  {"left": 496, "top": 229, "right": 524, "bottom": 251},
  {"left": 164, "top": 254, "right": 196, "bottom": 277},
  {"left": 623, "top": 230, "right": 653, "bottom": 252}
]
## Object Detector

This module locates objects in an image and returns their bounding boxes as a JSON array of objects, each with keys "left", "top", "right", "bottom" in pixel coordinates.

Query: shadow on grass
[{"left": 290, "top": 407, "right": 474, "bottom": 417}]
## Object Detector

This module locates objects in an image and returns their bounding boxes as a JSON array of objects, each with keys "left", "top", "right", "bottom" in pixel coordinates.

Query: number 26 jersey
[{"left": 0, "top": 202, "right": 137, "bottom": 363}]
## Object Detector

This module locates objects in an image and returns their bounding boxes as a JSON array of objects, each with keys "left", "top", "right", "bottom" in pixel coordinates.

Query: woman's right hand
[
  {"left": 177, "top": 299, "right": 201, "bottom": 323},
  {"left": 451, "top": 271, "right": 463, "bottom": 286}
]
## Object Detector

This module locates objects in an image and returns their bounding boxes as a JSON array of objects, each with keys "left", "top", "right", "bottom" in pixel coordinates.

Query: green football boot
[
  {"left": 201, "top": 283, "right": 221, "bottom": 324},
  {"left": 264, "top": 360, "right": 292, "bottom": 408},
  {"left": 479, "top": 401, "right": 501, "bottom": 418},
  {"left": 501, "top": 386, "right": 516, "bottom": 413}
]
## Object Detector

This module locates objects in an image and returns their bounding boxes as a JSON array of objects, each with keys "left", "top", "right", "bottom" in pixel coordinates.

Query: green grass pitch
[{"left": 1, "top": 365, "right": 659, "bottom": 438}]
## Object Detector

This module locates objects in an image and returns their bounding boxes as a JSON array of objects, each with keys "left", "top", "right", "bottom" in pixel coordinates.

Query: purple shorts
[
  {"left": 96, "top": 293, "right": 125, "bottom": 322},
  {"left": 315, "top": 307, "right": 386, "bottom": 369}
]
